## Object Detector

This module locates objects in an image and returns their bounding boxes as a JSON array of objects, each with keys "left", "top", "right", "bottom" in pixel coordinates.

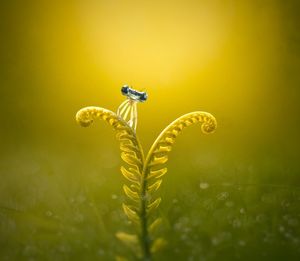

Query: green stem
[
  {"left": 134, "top": 136, "right": 152, "bottom": 260},
  {"left": 140, "top": 170, "right": 151, "bottom": 261}
]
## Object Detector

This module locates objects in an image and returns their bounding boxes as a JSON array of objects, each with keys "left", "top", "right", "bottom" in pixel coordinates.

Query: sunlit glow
[{"left": 1, "top": 1, "right": 299, "bottom": 260}]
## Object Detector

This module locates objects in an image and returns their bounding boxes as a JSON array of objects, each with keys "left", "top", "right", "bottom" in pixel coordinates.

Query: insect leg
[
  {"left": 132, "top": 102, "right": 138, "bottom": 131},
  {"left": 128, "top": 102, "right": 135, "bottom": 128},
  {"left": 122, "top": 102, "right": 132, "bottom": 122},
  {"left": 117, "top": 99, "right": 130, "bottom": 116}
]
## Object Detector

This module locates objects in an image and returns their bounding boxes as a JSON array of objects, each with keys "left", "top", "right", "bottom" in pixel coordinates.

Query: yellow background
[{"left": 1, "top": 0, "right": 300, "bottom": 260}]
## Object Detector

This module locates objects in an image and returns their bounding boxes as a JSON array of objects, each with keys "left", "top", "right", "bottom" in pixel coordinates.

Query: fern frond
[
  {"left": 120, "top": 143, "right": 141, "bottom": 155},
  {"left": 148, "top": 218, "right": 162, "bottom": 235},
  {"left": 115, "top": 232, "right": 141, "bottom": 258},
  {"left": 121, "top": 152, "right": 143, "bottom": 168},
  {"left": 148, "top": 155, "right": 168, "bottom": 167},
  {"left": 77, "top": 107, "right": 217, "bottom": 260},
  {"left": 129, "top": 184, "right": 140, "bottom": 192},
  {"left": 150, "top": 238, "right": 167, "bottom": 253},
  {"left": 120, "top": 166, "right": 141, "bottom": 184},
  {"left": 147, "top": 180, "right": 162, "bottom": 194},
  {"left": 144, "top": 112, "right": 216, "bottom": 188},
  {"left": 76, "top": 106, "right": 144, "bottom": 163},
  {"left": 76, "top": 107, "right": 144, "bottom": 226},
  {"left": 147, "top": 198, "right": 161, "bottom": 216},
  {"left": 137, "top": 111, "right": 217, "bottom": 258},
  {"left": 122, "top": 203, "right": 140, "bottom": 224},
  {"left": 144, "top": 111, "right": 217, "bottom": 179},
  {"left": 123, "top": 185, "right": 139, "bottom": 202},
  {"left": 116, "top": 231, "right": 139, "bottom": 246},
  {"left": 147, "top": 168, "right": 167, "bottom": 180}
]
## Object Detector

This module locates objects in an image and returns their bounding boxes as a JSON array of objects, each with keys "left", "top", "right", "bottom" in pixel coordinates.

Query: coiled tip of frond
[
  {"left": 76, "top": 107, "right": 94, "bottom": 127},
  {"left": 76, "top": 106, "right": 112, "bottom": 127},
  {"left": 200, "top": 113, "right": 217, "bottom": 134}
]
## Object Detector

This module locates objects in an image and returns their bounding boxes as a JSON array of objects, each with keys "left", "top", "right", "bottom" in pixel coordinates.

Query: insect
[{"left": 117, "top": 85, "right": 148, "bottom": 131}]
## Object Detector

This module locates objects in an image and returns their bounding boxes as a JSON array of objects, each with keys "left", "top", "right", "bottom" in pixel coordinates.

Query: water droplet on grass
[
  {"left": 217, "top": 192, "right": 229, "bottom": 201},
  {"left": 199, "top": 182, "right": 209, "bottom": 189}
]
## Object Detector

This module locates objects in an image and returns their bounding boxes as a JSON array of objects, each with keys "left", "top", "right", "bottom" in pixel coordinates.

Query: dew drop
[
  {"left": 217, "top": 192, "right": 229, "bottom": 201},
  {"left": 199, "top": 182, "right": 209, "bottom": 190}
]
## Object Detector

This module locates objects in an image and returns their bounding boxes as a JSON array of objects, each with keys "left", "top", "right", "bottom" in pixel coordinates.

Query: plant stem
[
  {"left": 140, "top": 168, "right": 152, "bottom": 261},
  {"left": 134, "top": 136, "right": 152, "bottom": 261}
]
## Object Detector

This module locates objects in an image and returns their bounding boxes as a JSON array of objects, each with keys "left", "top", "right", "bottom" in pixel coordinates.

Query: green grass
[{"left": 0, "top": 146, "right": 299, "bottom": 260}]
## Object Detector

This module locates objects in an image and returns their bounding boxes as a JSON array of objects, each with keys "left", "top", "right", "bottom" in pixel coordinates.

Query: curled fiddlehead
[
  {"left": 76, "top": 106, "right": 145, "bottom": 257},
  {"left": 139, "top": 112, "right": 217, "bottom": 254},
  {"left": 76, "top": 106, "right": 217, "bottom": 261}
]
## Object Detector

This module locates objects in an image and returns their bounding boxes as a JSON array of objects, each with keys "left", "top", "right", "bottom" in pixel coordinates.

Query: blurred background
[{"left": 1, "top": 0, "right": 300, "bottom": 260}]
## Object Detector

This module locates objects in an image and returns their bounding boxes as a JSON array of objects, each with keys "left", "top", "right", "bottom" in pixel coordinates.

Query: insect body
[
  {"left": 117, "top": 85, "right": 148, "bottom": 132},
  {"left": 121, "top": 85, "right": 148, "bottom": 102}
]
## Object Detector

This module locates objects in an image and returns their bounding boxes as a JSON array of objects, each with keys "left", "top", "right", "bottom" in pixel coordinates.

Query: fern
[{"left": 76, "top": 107, "right": 217, "bottom": 260}]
